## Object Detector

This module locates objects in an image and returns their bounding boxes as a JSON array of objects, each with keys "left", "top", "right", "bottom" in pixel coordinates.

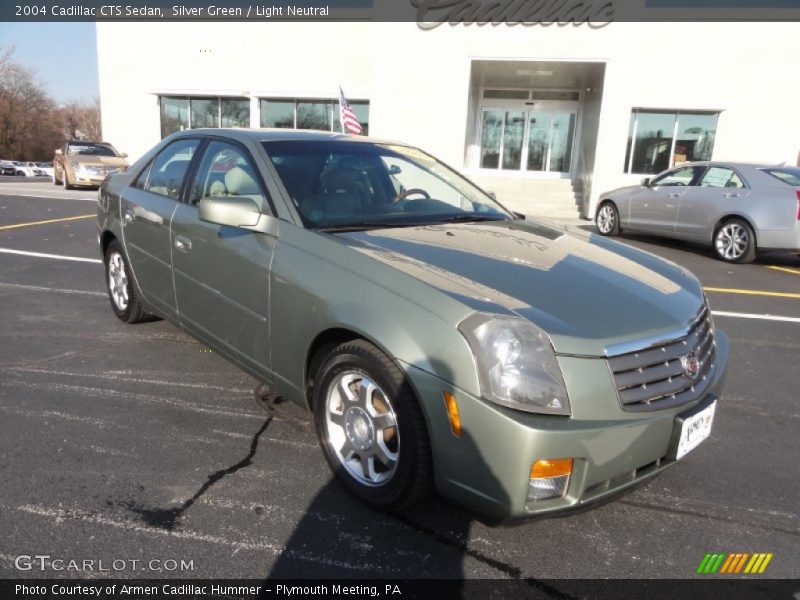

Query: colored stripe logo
[{"left": 697, "top": 553, "right": 773, "bottom": 574}]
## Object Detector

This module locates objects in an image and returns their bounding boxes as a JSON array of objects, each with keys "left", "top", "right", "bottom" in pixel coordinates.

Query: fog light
[
  {"left": 442, "top": 392, "right": 462, "bottom": 437},
  {"left": 528, "top": 458, "right": 573, "bottom": 502}
]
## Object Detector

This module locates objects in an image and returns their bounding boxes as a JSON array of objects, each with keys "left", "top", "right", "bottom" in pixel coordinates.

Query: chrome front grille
[{"left": 607, "top": 307, "right": 716, "bottom": 412}]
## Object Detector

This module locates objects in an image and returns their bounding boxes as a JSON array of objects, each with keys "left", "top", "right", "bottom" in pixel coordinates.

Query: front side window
[
  {"left": 652, "top": 166, "right": 704, "bottom": 187},
  {"left": 625, "top": 110, "right": 719, "bottom": 174},
  {"left": 263, "top": 140, "right": 510, "bottom": 229},
  {"left": 190, "top": 141, "right": 269, "bottom": 212},
  {"left": 145, "top": 139, "right": 199, "bottom": 199},
  {"left": 699, "top": 167, "right": 744, "bottom": 188}
]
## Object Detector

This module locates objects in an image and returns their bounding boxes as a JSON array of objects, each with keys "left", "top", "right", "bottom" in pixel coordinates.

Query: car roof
[
  {"left": 169, "top": 127, "right": 405, "bottom": 147},
  {"left": 679, "top": 160, "right": 791, "bottom": 170}
]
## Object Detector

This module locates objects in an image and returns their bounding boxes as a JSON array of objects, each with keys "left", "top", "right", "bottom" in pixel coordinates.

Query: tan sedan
[{"left": 54, "top": 140, "right": 128, "bottom": 189}]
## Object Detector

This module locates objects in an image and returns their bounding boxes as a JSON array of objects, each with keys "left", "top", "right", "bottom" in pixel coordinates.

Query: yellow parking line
[
  {"left": 767, "top": 265, "right": 800, "bottom": 276},
  {"left": 704, "top": 286, "right": 800, "bottom": 300},
  {"left": 0, "top": 214, "right": 95, "bottom": 231}
]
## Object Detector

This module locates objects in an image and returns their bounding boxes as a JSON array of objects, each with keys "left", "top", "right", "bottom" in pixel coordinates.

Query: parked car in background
[
  {"left": 0, "top": 161, "right": 16, "bottom": 176},
  {"left": 36, "top": 162, "right": 54, "bottom": 179},
  {"left": 96, "top": 129, "right": 728, "bottom": 521},
  {"left": 53, "top": 140, "right": 128, "bottom": 189},
  {"left": 596, "top": 162, "right": 800, "bottom": 263},
  {"left": 13, "top": 161, "right": 46, "bottom": 177}
]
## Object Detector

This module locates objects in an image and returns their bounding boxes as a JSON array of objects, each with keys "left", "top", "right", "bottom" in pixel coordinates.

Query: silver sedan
[{"left": 595, "top": 162, "right": 800, "bottom": 263}]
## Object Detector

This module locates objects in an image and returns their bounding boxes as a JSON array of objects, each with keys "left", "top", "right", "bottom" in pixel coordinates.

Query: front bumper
[{"left": 403, "top": 330, "right": 729, "bottom": 522}]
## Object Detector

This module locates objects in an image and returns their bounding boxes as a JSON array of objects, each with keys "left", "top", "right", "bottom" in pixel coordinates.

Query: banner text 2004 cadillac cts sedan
[{"left": 96, "top": 129, "right": 728, "bottom": 521}]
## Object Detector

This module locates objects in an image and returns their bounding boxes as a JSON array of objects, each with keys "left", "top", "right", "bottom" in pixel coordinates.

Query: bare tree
[
  {"left": 61, "top": 96, "right": 102, "bottom": 141},
  {"left": 0, "top": 47, "right": 64, "bottom": 161}
]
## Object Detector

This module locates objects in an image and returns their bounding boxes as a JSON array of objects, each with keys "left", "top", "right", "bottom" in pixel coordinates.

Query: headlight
[
  {"left": 70, "top": 161, "right": 83, "bottom": 172},
  {"left": 458, "top": 313, "right": 570, "bottom": 415}
]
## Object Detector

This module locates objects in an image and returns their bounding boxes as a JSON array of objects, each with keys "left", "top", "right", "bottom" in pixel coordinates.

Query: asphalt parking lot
[{"left": 0, "top": 180, "right": 798, "bottom": 581}]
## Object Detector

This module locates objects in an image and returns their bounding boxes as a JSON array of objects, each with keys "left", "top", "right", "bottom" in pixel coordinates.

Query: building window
[
  {"left": 259, "top": 98, "right": 369, "bottom": 135},
  {"left": 624, "top": 110, "right": 719, "bottom": 175},
  {"left": 159, "top": 96, "right": 250, "bottom": 138}
]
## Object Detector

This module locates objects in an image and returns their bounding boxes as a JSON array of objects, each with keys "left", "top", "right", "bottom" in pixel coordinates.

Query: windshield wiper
[
  {"left": 435, "top": 214, "right": 509, "bottom": 224},
  {"left": 316, "top": 221, "right": 423, "bottom": 233}
]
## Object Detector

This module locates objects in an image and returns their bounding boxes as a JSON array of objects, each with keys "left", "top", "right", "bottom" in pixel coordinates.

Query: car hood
[
  {"left": 338, "top": 220, "right": 704, "bottom": 357},
  {"left": 68, "top": 155, "right": 127, "bottom": 167},
  {"left": 604, "top": 184, "right": 642, "bottom": 197}
]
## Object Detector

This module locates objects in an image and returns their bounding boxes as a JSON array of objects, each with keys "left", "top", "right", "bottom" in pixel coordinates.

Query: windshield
[
  {"left": 762, "top": 167, "right": 800, "bottom": 187},
  {"left": 67, "top": 143, "right": 118, "bottom": 157},
  {"left": 262, "top": 140, "right": 511, "bottom": 229}
]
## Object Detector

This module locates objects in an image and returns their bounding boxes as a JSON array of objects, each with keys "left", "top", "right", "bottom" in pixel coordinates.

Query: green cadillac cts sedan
[{"left": 97, "top": 129, "right": 728, "bottom": 521}]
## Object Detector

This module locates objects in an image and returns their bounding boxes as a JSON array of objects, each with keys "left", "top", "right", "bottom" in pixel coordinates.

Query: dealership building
[{"left": 97, "top": 20, "right": 800, "bottom": 219}]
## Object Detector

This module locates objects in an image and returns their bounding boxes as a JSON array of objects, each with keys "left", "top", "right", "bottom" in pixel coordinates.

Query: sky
[{"left": 0, "top": 23, "right": 99, "bottom": 103}]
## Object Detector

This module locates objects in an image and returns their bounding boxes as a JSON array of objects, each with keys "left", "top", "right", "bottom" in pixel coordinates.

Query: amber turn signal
[
  {"left": 530, "top": 458, "right": 573, "bottom": 479},
  {"left": 443, "top": 391, "right": 462, "bottom": 437}
]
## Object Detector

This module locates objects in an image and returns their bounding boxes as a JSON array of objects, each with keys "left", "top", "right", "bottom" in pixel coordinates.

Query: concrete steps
[{"left": 470, "top": 174, "right": 584, "bottom": 220}]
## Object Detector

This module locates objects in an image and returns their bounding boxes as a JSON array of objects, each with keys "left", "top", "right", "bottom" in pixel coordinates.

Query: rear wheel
[
  {"left": 312, "top": 339, "right": 432, "bottom": 510},
  {"left": 714, "top": 218, "right": 756, "bottom": 263},
  {"left": 104, "top": 240, "right": 151, "bottom": 323},
  {"left": 596, "top": 201, "right": 621, "bottom": 236},
  {"left": 53, "top": 168, "right": 62, "bottom": 185}
]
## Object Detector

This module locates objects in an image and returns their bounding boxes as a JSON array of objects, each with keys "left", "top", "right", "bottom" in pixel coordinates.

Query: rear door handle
[
  {"left": 668, "top": 193, "right": 681, "bottom": 198},
  {"left": 175, "top": 236, "right": 192, "bottom": 252},
  {"left": 724, "top": 192, "right": 740, "bottom": 198}
]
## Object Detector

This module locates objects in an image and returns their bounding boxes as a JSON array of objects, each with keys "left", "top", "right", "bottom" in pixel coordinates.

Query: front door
[
  {"left": 628, "top": 165, "right": 704, "bottom": 234},
  {"left": 479, "top": 107, "right": 577, "bottom": 176},
  {"left": 171, "top": 139, "right": 275, "bottom": 379},
  {"left": 120, "top": 137, "right": 200, "bottom": 319}
]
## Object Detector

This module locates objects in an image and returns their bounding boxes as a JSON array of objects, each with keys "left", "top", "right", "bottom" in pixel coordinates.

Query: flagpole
[{"left": 338, "top": 85, "right": 346, "bottom": 134}]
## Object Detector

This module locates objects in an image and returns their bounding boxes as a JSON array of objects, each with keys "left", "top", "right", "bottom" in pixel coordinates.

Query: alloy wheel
[
  {"left": 715, "top": 223, "right": 748, "bottom": 260},
  {"left": 597, "top": 204, "right": 616, "bottom": 234},
  {"left": 325, "top": 370, "right": 400, "bottom": 487},
  {"left": 107, "top": 251, "right": 129, "bottom": 311}
]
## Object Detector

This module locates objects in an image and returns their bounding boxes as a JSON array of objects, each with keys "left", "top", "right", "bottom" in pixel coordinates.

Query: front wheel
[
  {"left": 63, "top": 167, "right": 73, "bottom": 190},
  {"left": 104, "top": 240, "right": 152, "bottom": 323},
  {"left": 312, "top": 340, "right": 432, "bottom": 510},
  {"left": 714, "top": 218, "right": 756, "bottom": 263},
  {"left": 595, "top": 201, "right": 621, "bottom": 236}
]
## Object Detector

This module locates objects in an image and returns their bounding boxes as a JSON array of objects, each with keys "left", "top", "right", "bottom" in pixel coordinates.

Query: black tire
[
  {"left": 713, "top": 218, "right": 757, "bottom": 264},
  {"left": 15, "top": 170, "right": 25, "bottom": 177},
  {"left": 53, "top": 169, "right": 62, "bottom": 186},
  {"left": 312, "top": 339, "right": 432, "bottom": 511},
  {"left": 595, "top": 201, "right": 621, "bottom": 236},
  {"left": 104, "top": 240, "right": 151, "bottom": 323},
  {"left": 63, "top": 168, "right": 73, "bottom": 190}
]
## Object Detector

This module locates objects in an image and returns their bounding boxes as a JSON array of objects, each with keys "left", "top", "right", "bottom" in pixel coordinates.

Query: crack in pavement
[{"left": 110, "top": 416, "right": 273, "bottom": 531}]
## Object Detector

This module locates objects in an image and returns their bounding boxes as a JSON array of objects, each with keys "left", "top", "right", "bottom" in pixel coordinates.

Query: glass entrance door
[{"left": 479, "top": 107, "right": 577, "bottom": 175}]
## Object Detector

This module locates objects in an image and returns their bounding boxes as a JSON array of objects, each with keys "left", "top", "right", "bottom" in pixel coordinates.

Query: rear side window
[
  {"left": 144, "top": 139, "right": 199, "bottom": 199},
  {"left": 699, "top": 167, "right": 744, "bottom": 189},
  {"left": 762, "top": 167, "right": 800, "bottom": 187}
]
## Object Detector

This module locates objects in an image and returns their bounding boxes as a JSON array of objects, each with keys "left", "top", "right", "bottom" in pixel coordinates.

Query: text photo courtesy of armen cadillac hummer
[{"left": 0, "top": 1, "right": 798, "bottom": 596}]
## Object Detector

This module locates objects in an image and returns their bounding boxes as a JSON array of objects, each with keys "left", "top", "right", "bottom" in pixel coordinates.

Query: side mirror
[
  {"left": 388, "top": 164, "right": 402, "bottom": 175},
  {"left": 121, "top": 152, "right": 128, "bottom": 159},
  {"left": 512, "top": 211, "right": 526, "bottom": 220},
  {"left": 55, "top": 149, "right": 63, "bottom": 156},
  {"left": 486, "top": 191, "right": 497, "bottom": 200},
  {"left": 641, "top": 177, "right": 651, "bottom": 187},
  {"left": 198, "top": 197, "right": 261, "bottom": 229}
]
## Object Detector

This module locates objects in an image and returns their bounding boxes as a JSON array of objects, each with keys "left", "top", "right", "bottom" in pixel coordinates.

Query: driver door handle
[
  {"left": 175, "top": 235, "right": 192, "bottom": 252},
  {"left": 668, "top": 193, "right": 681, "bottom": 198},
  {"left": 724, "top": 192, "right": 740, "bottom": 198}
]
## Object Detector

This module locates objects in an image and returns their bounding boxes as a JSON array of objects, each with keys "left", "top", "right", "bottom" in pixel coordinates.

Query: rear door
[
  {"left": 171, "top": 139, "right": 276, "bottom": 379},
  {"left": 628, "top": 166, "right": 702, "bottom": 233},
  {"left": 676, "top": 166, "right": 749, "bottom": 241},
  {"left": 120, "top": 138, "right": 200, "bottom": 320}
]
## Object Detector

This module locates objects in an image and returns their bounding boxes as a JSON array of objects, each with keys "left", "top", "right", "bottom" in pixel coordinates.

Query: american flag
[{"left": 339, "top": 86, "right": 363, "bottom": 135}]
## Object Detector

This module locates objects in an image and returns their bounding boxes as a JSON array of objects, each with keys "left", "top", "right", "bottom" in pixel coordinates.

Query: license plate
[{"left": 675, "top": 400, "right": 716, "bottom": 460}]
